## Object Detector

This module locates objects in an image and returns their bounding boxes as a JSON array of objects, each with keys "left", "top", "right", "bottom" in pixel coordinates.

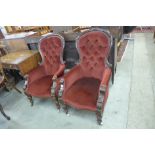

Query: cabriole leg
[
  {"left": 23, "top": 81, "right": 34, "bottom": 106},
  {"left": 0, "top": 104, "right": 11, "bottom": 120},
  {"left": 96, "top": 108, "right": 103, "bottom": 125},
  {"left": 51, "top": 79, "right": 60, "bottom": 111},
  {"left": 55, "top": 97, "right": 60, "bottom": 111},
  {"left": 63, "top": 103, "right": 69, "bottom": 115}
]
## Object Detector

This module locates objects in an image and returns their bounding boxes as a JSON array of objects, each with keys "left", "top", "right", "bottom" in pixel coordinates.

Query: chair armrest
[
  {"left": 96, "top": 67, "right": 112, "bottom": 114},
  {"left": 100, "top": 67, "right": 112, "bottom": 88},
  {"left": 55, "top": 65, "right": 82, "bottom": 98},
  {"left": 53, "top": 64, "right": 65, "bottom": 77}
]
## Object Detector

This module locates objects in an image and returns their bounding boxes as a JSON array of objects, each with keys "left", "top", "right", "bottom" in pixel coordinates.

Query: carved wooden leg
[
  {"left": 27, "top": 94, "right": 33, "bottom": 106},
  {"left": 63, "top": 103, "right": 69, "bottom": 115},
  {"left": 57, "top": 78, "right": 69, "bottom": 114},
  {"left": 0, "top": 104, "right": 10, "bottom": 120},
  {"left": 55, "top": 97, "right": 60, "bottom": 111},
  {"left": 96, "top": 109, "right": 102, "bottom": 125},
  {"left": 23, "top": 80, "right": 34, "bottom": 106},
  {"left": 23, "top": 88, "right": 33, "bottom": 106},
  {"left": 51, "top": 79, "right": 60, "bottom": 111}
]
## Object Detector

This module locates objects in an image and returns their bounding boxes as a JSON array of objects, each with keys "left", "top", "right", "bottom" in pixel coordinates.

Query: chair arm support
[
  {"left": 51, "top": 64, "right": 65, "bottom": 97},
  {"left": 96, "top": 67, "right": 111, "bottom": 112},
  {"left": 97, "top": 85, "right": 106, "bottom": 111},
  {"left": 101, "top": 67, "right": 112, "bottom": 87},
  {"left": 54, "top": 64, "right": 65, "bottom": 77},
  {"left": 55, "top": 78, "right": 64, "bottom": 105},
  {"left": 51, "top": 79, "right": 57, "bottom": 97}
]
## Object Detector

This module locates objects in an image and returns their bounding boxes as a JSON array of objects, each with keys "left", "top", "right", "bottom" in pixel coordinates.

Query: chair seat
[
  {"left": 63, "top": 77, "right": 100, "bottom": 111},
  {"left": 26, "top": 75, "right": 53, "bottom": 97}
]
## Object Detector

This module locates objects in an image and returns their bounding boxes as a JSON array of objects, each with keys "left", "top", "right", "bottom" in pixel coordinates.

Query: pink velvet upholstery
[
  {"left": 60, "top": 29, "right": 112, "bottom": 112},
  {"left": 26, "top": 34, "right": 65, "bottom": 98}
]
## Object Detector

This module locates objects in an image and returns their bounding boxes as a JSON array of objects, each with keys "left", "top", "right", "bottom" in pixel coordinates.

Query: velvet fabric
[
  {"left": 60, "top": 29, "right": 112, "bottom": 111},
  {"left": 26, "top": 34, "right": 65, "bottom": 97}
]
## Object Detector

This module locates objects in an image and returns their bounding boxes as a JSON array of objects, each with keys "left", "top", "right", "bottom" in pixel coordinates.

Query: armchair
[
  {"left": 56, "top": 29, "right": 112, "bottom": 125},
  {"left": 24, "top": 34, "right": 65, "bottom": 110}
]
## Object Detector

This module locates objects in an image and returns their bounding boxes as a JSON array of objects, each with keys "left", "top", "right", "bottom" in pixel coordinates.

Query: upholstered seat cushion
[
  {"left": 63, "top": 77, "right": 101, "bottom": 111},
  {"left": 27, "top": 65, "right": 47, "bottom": 85},
  {"left": 26, "top": 75, "right": 53, "bottom": 97},
  {"left": 26, "top": 65, "right": 53, "bottom": 97}
]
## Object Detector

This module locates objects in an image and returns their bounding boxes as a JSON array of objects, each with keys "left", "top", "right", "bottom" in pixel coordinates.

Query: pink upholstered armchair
[
  {"left": 24, "top": 34, "right": 65, "bottom": 110},
  {"left": 56, "top": 29, "right": 112, "bottom": 125}
]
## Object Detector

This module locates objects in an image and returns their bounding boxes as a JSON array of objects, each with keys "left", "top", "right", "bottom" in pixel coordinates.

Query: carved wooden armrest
[
  {"left": 57, "top": 78, "right": 64, "bottom": 105},
  {"left": 51, "top": 78, "right": 57, "bottom": 97}
]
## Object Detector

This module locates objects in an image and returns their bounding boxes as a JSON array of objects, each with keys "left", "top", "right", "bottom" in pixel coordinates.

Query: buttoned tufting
[
  {"left": 39, "top": 35, "right": 64, "bottom": 75},
  {"left": 77, "top": 31, "right": 111, "bottom": 79}
]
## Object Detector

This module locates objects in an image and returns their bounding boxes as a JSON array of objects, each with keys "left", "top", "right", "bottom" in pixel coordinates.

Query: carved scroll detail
[{"left": 96, "top": 85, "right": 106, "bottom": 125}]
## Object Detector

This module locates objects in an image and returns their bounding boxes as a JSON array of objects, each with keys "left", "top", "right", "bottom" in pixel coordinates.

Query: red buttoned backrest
[
  {"left": 76, "top": 29, "right": 112, "bottom": 79},
  {"left": 39, "top": 34, "right": 64, "bottom": 75}
]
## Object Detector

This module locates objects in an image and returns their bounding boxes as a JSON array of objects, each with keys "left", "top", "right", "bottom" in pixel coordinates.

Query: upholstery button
[
  {"left": 90, "top": 45, "right": 93, "bottom": 49},
  {"left": 90, "top": 56, "right": 94, "bottom": 61},
  {"left": 94, "top": 51, "right": 98, "bottom": 55},
  {"left": 98, "top": 45, "right": 103, "bottom": 50},
  {"left": 81, "top": 46, "right": 85, "bottom": 50},
  {"left": 86, "top": 51, "right": 89, "bottom": 55},
  {"left": 94, "top": 62, "right": 98, "bottom": 66},
  {"left": 83, "top": 56, "right": 86, "bottom": 61},
  {"left": 90, "top": 67, "right": 93, "bottom": 71}
]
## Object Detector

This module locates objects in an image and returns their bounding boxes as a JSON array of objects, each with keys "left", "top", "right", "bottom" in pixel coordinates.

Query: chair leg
[
  {"left": 0, "top": 104, "right": 10, "bottom": 120},
  {"left": 54, "top": 97, "right": 60, "bottom": 111},
  {"left": 96, "top": 110, "right": 103, "bottom": 125},
  {"left": 23, "top": 86, "right": 34, "bottom": 106},
  {"left": 24, "top": 91, "right": 33, "bottom": 106},
  {"left": 63, "top": 103, "right": 69, "bottom": 115},
  {"left": 27, "top": 94, "right": 33, "bottom": 106}
]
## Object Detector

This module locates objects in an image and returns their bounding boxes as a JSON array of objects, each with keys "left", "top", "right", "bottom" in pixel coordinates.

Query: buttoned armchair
[
  {"left": 24, "top": 34, "right": 65, "bottom": 110},
  {"left": 56, "top": 29, "right": 112, "bottom": 125}
]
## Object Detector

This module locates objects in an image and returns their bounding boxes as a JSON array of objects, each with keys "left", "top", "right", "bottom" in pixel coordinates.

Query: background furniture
[
  {"left": 0, "top": 63, "right": 23, "bottom": 120},
  {"left": 56, "top": 29, "right": 112, "bottom": 125},
  {"left": 0, "top": 50, "right": 41, "bottom": 76},
  {"left": 24, "top": 34, "right": 65, "bottom": 109},
  {"left": 0, "top": 103, "right": 10, "bottom": 120},
  {"left": 0, "top": 29, "right": 4, "bottom": 39},
  {"left": 0, "top": 70, "right": 11, "bottom": 120},
  {"left": 1, "top": 32, "right": 37, "bottom": 52},
  {"left": 4, "top": 26, "right": 51, "bottom": 35},
  {"left": 61, "top": 32, "right": 80, "bottom": 69},
  {"left": 0, "top": 70, "right": 10, "bottom": 120}
]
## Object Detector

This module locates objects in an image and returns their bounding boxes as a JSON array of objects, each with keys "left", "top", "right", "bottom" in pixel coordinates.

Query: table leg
[
  {"left": 0, "top": 104, "right": 10, "bottom": 120},
  {"left": 12, "top": 85, "right": 22, "bottom": 94}
]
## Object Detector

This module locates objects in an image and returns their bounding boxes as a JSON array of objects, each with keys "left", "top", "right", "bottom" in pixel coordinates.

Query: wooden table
[
  {"left": 0, "top": 32, "right": 37, "bottom": 52},
  {"left": 0, "top": 50, "right": 42, "bottom": 76}
]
